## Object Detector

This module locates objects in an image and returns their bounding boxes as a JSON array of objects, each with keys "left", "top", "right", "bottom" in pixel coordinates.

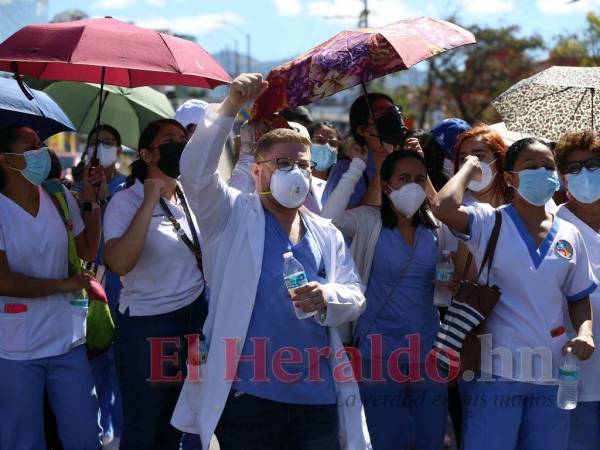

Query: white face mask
[
  {"left": 269, "top": 167, "right": 311, "bottom": 209},
  {"left": 388, "top": 183, "right": 427, "bottom": 218},
  {"left": 443, "top": 158, "right": 454, "bottom": 179},
  {"left": 467, "top": 160, "right": 495, "bottom": 192},
  {"left": 87, "top": 143, "right": 118, "bottom": 168}
]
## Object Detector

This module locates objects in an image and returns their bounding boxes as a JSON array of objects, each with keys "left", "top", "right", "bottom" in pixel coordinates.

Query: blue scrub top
[
  {"left": 355, "top": 226, "right": 439, "bottom": 362},
  {"left": 322, "top": 151, "right": 376, "bottom": 208},
  {"left": 234, "top": 211, "right": 336, "bottom": 405}
]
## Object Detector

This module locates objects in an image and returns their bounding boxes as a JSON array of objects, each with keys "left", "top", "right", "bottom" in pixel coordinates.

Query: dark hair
[
  {"left": 0, "top": 125, "right": 26, "bottom": 190},
  {"left": 380, "top": 150, "right": 437, "bottom": 230},
  {"left": 504, "top": 137, "right": 547, "bottom": 172},
  {"left": 46, "top": 149, "right": 63, "bottom": 180},
  {"left": 307, "top": 121, "right": 343, "bottom": 142},
  {"left": 349, "top": 93, "right": 394, "bottom": 147},
  {"left": 555, "top": 130, "right": 600, "bottom": 174},
  {"left": 87, "top": 124, "right": 122, "bottom": 147},
  {"left": 126, "top": 119, "right": 186, "bottom": 187},
  {"left": 405, "top": 129, "right": 449, "bottom": 190},
  {"left": 279, "top": 106, "right": 313, "bottom": 128}
]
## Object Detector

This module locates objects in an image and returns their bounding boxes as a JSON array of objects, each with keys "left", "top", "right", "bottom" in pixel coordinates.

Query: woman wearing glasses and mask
[
  {"left": 554, "top": 130, "right": 600, "bottom": 450},
  {"left": 432, "top": 137, "right": 596, "bottom": 450},
  {"left": 307, "top": 121, "right": 341, "bottom": 182},
  {"left": 0, "top": 125, "right": 105, "bottom": 449},
  {"left": 103, "top": 119, "right": 207, "bottom": 449}
]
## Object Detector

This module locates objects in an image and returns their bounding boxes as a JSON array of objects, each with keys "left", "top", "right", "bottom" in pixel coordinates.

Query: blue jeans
[
  {"left": 461, "top": 379, "right": 570, "bottom": 450},
  {"left": 0, "top": 345, "right": 102, "bottom": 450},
  {"left": 114, "top": 297, "right": 207, "bottom": 450},
  {"left": 215, "top": 391, "right": 340, "bottom": 450},
  {"left": 359, "top": 360, "right": 448, "bottom": 450},
  {"left": 568, "top": 401, "right": 600, "bottom": 450}
]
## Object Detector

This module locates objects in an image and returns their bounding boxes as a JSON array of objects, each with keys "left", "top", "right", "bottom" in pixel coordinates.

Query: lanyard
[{"left": 159, "top": 187, "right": 203, "bottom": 272}]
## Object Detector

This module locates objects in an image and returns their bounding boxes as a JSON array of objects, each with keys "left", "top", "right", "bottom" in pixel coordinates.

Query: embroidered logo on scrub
[{"left": 555, "top": 240, "right": 574, "bottom": 260}]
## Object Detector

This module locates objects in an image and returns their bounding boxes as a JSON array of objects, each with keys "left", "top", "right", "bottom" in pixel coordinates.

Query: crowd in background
[{"left": 0, "top": 72, "right": 598, "bottom": 450}]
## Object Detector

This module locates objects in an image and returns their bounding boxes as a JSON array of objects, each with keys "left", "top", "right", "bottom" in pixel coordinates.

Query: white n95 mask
[
  {"left": 388, "top": 183, "right": 427, "bottom": 218},
  {"left": 269, "top": 167, "right": 311, "bottom": 209},
  {"left": 88, "top": 143, "right": 118, "bottom": 168},
  {"left": 467, "top": 160, "right": 495, "bottom": 192}
]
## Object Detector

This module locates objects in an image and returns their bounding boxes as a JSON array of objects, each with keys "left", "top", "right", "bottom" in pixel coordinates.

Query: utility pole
[{"left": 358, "top": 0, "right": 369, "bottom": 28}]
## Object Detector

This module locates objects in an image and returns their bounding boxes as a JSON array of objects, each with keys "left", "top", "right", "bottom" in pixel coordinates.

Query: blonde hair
[{"left": 255, "top": 128, "right": 311, "bottom": 161}]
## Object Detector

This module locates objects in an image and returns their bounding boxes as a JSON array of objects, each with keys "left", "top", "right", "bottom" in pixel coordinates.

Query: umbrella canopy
[
  {"left": 0, "top": 77, "right": 74, "bottom": 140},
  {"left": 0, "top": 17, "right": 231, "bottom": 89},
  {"left": 44, "top": 82, "right": 175, "bottom": 148},
  {"left": 253, "top": 17, "right": 475, "bottom": 117},
  {"left": 493, "top": 66, "right": 600, "bottom": 142}
]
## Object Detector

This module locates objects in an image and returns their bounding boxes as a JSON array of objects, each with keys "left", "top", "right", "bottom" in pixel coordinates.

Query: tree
[
  {"left": 549, "top": 12, "right": 600, "bottom": 66},
  {"left": 428, "top": 23, "right": 544, "bottom": 124}
]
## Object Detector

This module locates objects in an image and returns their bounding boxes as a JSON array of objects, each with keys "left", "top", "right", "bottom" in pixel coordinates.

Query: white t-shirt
[
  {"left": 458, "top": 203, "right": 597, "bottom": 383},
  {"left": 0, "top": 186, "right": 85, "bottom": 360},
  {"left": 104, "top": 180, "right": 204, "bottom": 316},
  {"left": 556, "top": 204, "right": 600, "bottom": 401}
]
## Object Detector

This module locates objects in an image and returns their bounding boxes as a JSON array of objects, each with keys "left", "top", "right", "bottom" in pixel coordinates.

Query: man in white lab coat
[{"left": 171, "top": 74, "right": 371, "bottom": 449}]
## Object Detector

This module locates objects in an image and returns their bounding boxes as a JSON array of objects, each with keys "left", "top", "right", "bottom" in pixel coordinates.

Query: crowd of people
[{"left": 0, "top": 72, "right": 598, "bottom": 450}]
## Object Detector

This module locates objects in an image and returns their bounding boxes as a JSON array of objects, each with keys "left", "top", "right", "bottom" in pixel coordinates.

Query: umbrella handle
[{"left": 11, "top": 62, "right": 34, "bottom": 101}]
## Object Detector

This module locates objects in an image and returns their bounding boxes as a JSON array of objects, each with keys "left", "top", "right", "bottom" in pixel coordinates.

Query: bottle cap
[{"left": 283, "top": 251, "right": 293, "bottom": 258}]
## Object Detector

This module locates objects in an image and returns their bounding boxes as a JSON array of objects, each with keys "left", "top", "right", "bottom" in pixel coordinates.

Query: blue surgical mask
[
  {"left": 515, "top": 168, "right": 560, "bottom": 206},
  {"left": 566, "top": 168, "right": 600, "bottom": 204},
  {"left": 7, "top": 147, "right": 51, "bottom": 186},
  {"left": 311, "top": 143, "right": 337, "bottom": 172}
]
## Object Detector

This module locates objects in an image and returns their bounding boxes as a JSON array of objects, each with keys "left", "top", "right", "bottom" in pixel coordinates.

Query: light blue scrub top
[
  {"left": 355, "top": 225, "right": 440, "bottom": 362},
  {"left": 234, "top": 211, "right": 336, "bottom": 404}
]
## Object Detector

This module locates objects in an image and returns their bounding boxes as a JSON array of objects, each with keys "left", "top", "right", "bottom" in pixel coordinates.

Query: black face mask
[
  {"left": 156, "top": 142, "right": 186, "bottom": 179},
  {"left": 374, "top": 106, "right": 407, "bottom": 146}
]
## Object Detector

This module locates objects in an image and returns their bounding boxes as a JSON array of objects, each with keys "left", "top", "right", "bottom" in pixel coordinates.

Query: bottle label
[
  {"left": 70, "top": 298, "right": 89, "bottom": 309},
  {"left": 285, "top": 271, "right": 308, "bottom": 290},
  {"left": 559, "top": 367, "right": 579, "bottom": 381},
  {"left": 435, "top": 269, "right": 454, "bottom": 282}
]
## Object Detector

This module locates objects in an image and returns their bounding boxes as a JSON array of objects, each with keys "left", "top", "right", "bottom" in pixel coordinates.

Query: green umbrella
[{"left": 43, "top": 82, "right": 175, "bottom": 148}]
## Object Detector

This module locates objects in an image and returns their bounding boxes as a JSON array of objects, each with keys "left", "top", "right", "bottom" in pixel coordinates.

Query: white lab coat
[{"left": 171, "top": 107, "right": 372, "bottom": 450}]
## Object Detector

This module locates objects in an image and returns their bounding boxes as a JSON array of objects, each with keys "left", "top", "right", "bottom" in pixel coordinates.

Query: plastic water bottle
[
  {"left": 557, "top": 347, "right": 580, "bottom": 410},
  {"left": 283, "top": 252, "right": 316, "bottom": 320},
  {"left": 433, "top": 250, "right": 454, "bottom": 307}
]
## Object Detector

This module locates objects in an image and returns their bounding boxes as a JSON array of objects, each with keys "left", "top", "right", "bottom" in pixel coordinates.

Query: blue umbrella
[{"left": 0, "top": 76, "right": 74, "bottom": 140}]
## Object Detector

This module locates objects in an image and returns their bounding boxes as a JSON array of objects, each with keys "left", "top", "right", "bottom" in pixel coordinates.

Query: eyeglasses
[
  {"left": 313, "top": 135, "right": 339, "bottom": 148},
  {"left": 257, "top": 157, "right": 317, "bottom": 172},
  {"left": 565, "top": 158, "right": 600, "bottom": 175}
]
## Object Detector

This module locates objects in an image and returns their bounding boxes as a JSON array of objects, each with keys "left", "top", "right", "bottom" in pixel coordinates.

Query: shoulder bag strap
[
  {"left": 477, "top": 210, "right": 503, "bottom": 286},
  {"left": 41, "top": 181, "right": 84, "bottom": 280},
  {"left": 159, "top": 188, "right": 203, "bottom": 272}
]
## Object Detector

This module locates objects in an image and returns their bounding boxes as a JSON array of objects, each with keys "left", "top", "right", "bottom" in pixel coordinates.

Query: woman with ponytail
[{"left": 103, "top": 119, "right": 207, "bottom": 449}]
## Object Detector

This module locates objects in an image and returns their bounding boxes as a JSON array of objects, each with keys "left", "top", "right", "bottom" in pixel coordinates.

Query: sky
[{"left": 34, "top": 0, "right": 600, "bottom": 62}]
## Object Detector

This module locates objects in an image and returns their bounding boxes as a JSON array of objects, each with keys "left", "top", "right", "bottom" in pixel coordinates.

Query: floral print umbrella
[
  {"left": 493, "top": 66, "right": 600, "bottom": 141},
  {"left": 253, "top": 17, "right": 475, "bottom": 118}
]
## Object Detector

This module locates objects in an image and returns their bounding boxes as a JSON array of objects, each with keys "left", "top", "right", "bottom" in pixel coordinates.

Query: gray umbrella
[{"left": 492, "top": 66, "right": 600, "bottom": 141}]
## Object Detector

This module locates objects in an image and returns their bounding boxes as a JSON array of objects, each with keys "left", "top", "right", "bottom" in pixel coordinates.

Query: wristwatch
[
  {"left": 82, "top": 202, "right": 100, "bottom": 212},
  {"left": 82, "top": 198, "right": 107, "bottom": 211}
]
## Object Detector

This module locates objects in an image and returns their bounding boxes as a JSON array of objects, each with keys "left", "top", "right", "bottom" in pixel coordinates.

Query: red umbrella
[
  {"left": 0, "top": 17, "right": 230, "bottom": 166},
  {"left": 253, "top": 17, "right": 475, "bottom": 117},
  {"left": 0, "top": 17, "right": 231, "bottom": 88}
]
